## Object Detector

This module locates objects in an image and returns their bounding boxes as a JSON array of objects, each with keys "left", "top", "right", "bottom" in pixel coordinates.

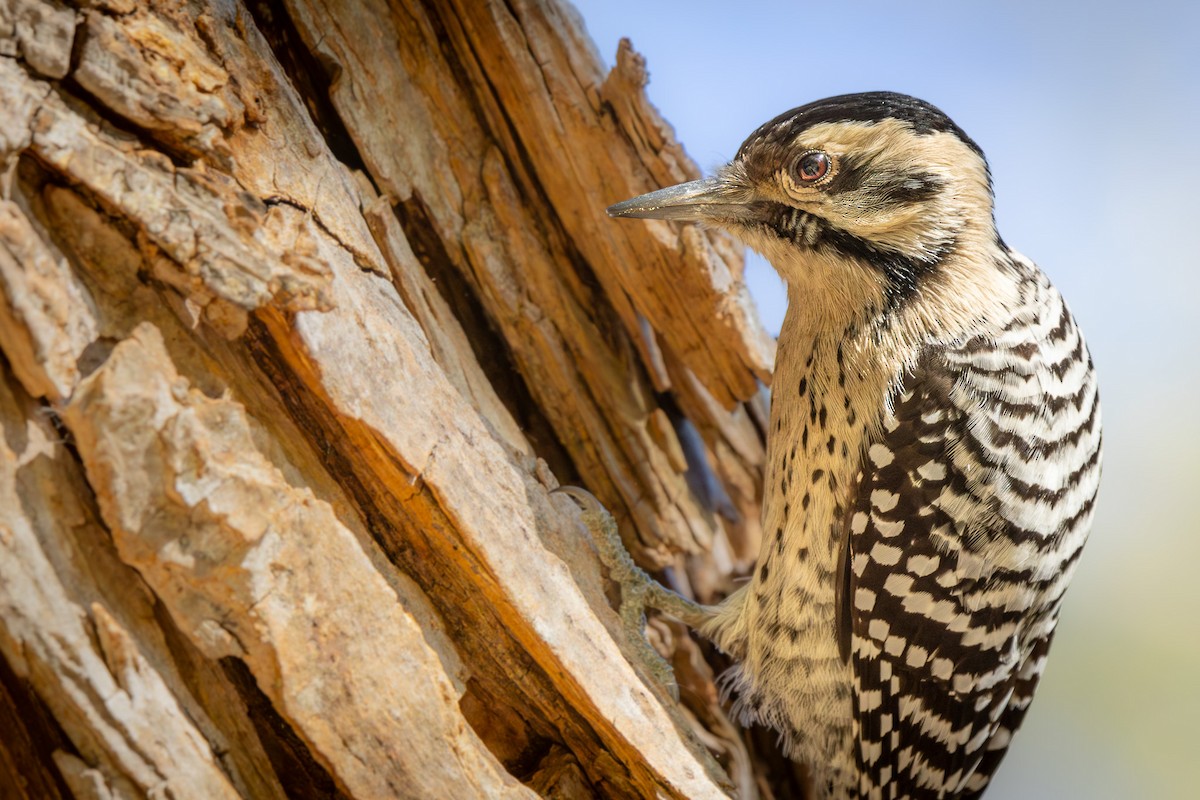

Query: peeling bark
[{"left": 0, "top": 1, "right": 799, "bottom": 798}]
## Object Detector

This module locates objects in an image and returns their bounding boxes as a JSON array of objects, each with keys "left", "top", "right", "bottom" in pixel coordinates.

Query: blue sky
[{"left": 572, "top": 1, "right": 1200, "bottom": 796}]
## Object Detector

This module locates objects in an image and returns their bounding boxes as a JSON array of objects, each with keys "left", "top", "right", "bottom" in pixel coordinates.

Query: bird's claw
[{"left": 554, "top": 485, "right": 705, "bottom": 701}]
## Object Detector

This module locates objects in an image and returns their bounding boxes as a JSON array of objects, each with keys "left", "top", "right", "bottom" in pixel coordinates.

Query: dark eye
[{"left": 794, "top": 151, "right": 831, "bottom": 183}]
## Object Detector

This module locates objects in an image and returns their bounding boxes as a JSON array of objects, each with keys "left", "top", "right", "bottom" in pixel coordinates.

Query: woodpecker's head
[{"left": 610, "top": 92, "right": 1004, "bottom": 321}]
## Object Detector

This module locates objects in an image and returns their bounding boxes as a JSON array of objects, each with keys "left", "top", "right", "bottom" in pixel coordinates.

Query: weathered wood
[
  {"left": 0, "top": 1, "right": 780, "bottom": 797},
  {"left": 281, "top": 0, "right": 772, "bottom": 566},
  {"left": 0, "top": 374, "right": 242, "bottom": 800},
  {"left": 64, "top": 322, "right": 533, "bottom": 800}
]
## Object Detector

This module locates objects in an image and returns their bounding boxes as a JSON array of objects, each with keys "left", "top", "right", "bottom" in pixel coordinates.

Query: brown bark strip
[{"left": 258, "top": 241, "right": 729, "bottom": 796}]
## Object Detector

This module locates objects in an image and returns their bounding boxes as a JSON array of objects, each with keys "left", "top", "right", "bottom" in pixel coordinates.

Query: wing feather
[
  {"left": 844, "top": 274, "right": 1100, "bottom": 800},
  {"left": 847, "top": 351, "right": 1023, "bottom": 797}
]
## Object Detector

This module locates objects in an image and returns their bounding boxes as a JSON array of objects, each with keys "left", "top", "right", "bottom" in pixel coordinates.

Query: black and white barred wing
[
  {"left": 842, "top": 280, "right": 1101, "bottom": 799},
  {"left": 842, "top": 359, "right": 1012, "bottom": 799}
]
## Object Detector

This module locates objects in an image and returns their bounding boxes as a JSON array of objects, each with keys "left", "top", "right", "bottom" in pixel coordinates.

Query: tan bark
[{"left": 0, "top": 1, "right": 801, "bottom": 797}]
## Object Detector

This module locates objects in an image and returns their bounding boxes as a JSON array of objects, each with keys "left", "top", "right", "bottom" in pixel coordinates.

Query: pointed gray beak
[{"left": 607, "top": 176, "right": 743, "bottom": 221}]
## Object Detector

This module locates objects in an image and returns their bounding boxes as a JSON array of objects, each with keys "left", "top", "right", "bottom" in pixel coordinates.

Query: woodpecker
[{"left": 600, "top": 92, "right": 1102, "bottom": 798}]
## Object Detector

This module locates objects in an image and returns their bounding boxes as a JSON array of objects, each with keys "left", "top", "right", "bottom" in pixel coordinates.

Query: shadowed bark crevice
[
  {"left": 219, "top": 657, "right": 349, "bottom": 800},
  {"left": 0, "top": 648, "right": 75, "bottom": 800}
]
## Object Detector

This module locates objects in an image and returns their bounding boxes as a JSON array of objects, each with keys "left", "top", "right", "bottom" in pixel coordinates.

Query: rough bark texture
[{"left": 0, "top": 1, "right": 802, "bottom": 798}]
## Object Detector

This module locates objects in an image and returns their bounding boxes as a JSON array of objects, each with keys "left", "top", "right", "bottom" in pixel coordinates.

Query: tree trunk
[{"left": 0, "top": 1, "right": 798, "bottom": 797}]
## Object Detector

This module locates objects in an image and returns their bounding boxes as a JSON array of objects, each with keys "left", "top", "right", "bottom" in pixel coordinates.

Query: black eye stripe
[
  {"left": 822, "top": 158, "right": 944, "bottom": 204},
  {"left": 879, "top": 174, "right": 944, "bottom": 203}
]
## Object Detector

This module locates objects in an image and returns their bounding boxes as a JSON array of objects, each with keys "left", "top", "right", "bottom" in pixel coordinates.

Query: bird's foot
[{"left": 554, "top": 486, "right": 710, "bottom": 700}]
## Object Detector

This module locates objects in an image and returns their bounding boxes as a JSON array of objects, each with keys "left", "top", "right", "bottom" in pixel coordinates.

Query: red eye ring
[{"left": 794, "top": 151, "right": 831, "bottom": 183}]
